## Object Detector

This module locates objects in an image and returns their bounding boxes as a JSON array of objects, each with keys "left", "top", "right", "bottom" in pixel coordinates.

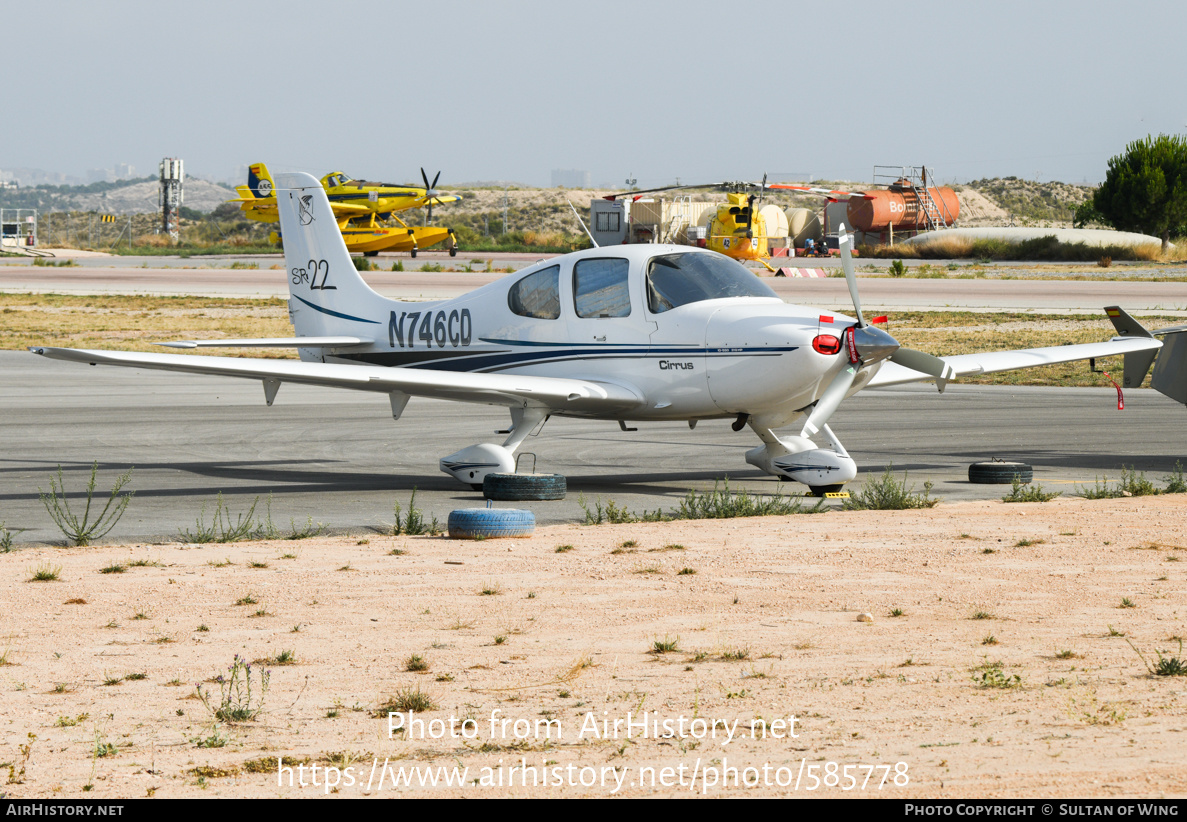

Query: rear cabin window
[
  {"left": 573, "top": 258, "right": 631, "bottom": 318},
  {"left": 646, "top": 252, "right": 777, "bottom": 313},
  {"left": 508, "top": 265, "right": 561, "bottom": 319}
]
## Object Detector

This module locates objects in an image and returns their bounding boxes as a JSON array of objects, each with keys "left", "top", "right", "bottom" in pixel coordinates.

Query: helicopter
[{"left": 598, "top": 178, "right": 804, "bottom": 272}]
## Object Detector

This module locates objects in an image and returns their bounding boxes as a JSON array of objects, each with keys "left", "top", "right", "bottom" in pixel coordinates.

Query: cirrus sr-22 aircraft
[{"left": 30, "top": 172, "right": 1187, "bottom": 493}]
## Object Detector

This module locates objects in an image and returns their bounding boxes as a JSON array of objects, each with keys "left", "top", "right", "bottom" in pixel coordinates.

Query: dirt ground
[{"left": 1, "top": 495, "right": 1185, "bottom": 799}]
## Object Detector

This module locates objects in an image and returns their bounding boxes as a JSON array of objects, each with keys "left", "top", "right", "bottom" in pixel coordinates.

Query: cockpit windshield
[{"left": 646, "top": 252, "right": 778, "bottom": 313}]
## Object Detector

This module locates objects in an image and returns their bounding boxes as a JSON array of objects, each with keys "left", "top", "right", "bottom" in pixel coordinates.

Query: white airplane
[{"left": 29, "top": 172, "right": 1183, "bottom": 494}]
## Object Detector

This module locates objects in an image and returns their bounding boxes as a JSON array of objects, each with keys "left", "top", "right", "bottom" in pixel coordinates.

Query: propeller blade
[
  {"left": 801, "top": 363, "right": 858, "bottom": 437},
  {"left": 420, "top": 167, "right": 430, "bottom": 190},
  {"left": 837, "top": 222, "right": 865, "bottom": 328},
  {"left": 431, "top": 170, "right": 441, "bottom": 190},
  {"left": 889, "top": 348, "right": 956, "bottom": 392}
]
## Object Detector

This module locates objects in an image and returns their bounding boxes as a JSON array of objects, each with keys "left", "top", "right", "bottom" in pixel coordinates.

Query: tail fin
[
  {"left": 247, "top": 162, "right": 275, "bottom": 199},
  {"left": 1105, "top": 306, "right": 1158, "bottom": 388},
  {"left": 1106, "top": 305, "right": 1187, "bottom": 404},
  {"left": 274, "top": 172, "right": 389, "bottom": 339}
]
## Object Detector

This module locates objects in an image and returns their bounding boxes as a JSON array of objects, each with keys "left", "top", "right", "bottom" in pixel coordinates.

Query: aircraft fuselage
[{"left": 286, "top": 246, "right": 872, "bottom": 431}]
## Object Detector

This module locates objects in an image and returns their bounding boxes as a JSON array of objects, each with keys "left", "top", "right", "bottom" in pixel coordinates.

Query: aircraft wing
[
  {"left": 866, "top": 337, "right": 1163, "bottom": 388},
  {"left": 327, "top": 202, "right": 373, "bottom": 216},
  {"left": 230, "top": 192, "right": 370, "bottom": 218},
  {"left": 29, "top": 347, "right": 642, "bottom": 415}
]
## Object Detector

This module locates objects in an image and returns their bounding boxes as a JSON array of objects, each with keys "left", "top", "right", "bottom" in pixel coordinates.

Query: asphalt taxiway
[
  {"left": 2, "top": 350, "right": 1183, "bottom": 546},
  {"left": 3, "top": 260, "right": 1187, "bottom": 313}
]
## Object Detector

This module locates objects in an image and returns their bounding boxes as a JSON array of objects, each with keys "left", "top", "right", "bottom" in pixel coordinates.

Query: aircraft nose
[{"left": 853, "top": 324, "right": 899, "bottom": 365}]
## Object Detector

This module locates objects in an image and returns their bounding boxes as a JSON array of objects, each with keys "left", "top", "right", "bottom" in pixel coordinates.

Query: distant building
[
  {"left": 114, "top": 163, "right": 136, "bottom": 180},
  {"left": 551, "top": 169, "right": 591, "bottom": 189},
  {"left": 5, "top": 168, "right": 77, "bottom": 186}
]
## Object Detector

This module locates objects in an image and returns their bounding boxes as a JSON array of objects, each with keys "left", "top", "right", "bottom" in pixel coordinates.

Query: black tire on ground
[
  {"left": 482, "top": 472, "right": 567, "bottom": 501},
  {"left": 968, "top": 461, "right": 1033, "bottom": 484},
  {"left": 363, "top": 251, "right": 378, "bottom": 257},
  {"left": 809, "top": 484, "right": 845, "bottom": 496},
  {"left": 448, "top": 508, "right": 535, "bottom": 539},
  {"left": 449, "top": 247, "right": 458, "bottom": 257},
  {"left": 410, "top": 249, "right": 418, "bottom": 258}
]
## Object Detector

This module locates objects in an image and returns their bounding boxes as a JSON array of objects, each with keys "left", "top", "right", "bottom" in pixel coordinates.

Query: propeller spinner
[{"left": 420, "top": 167, "right": 442, "bottom": 221}]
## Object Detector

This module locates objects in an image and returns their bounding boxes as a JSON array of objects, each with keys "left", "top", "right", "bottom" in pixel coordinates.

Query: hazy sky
[{"left": 4, "top": 0, "right": 1184, "bottom": 188}]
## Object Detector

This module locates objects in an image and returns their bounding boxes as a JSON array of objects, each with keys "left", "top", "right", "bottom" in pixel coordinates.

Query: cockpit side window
[
  {"left": 646, "top": 252, "right": 777, "bottom": 313},
  {"left": 573, "top": 258, "right": 631, "bottom": 318},
  {"left": 507, "top": 265, "right": 561, "bottom": 319}
]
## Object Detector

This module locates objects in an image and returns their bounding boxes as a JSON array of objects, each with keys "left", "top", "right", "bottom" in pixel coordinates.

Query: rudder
[
  {"left": 274, "top": 171, "right": 389, "bottom": 339},
  {"left": 247, "top": 162, "right": 275, "bottom": 199}
]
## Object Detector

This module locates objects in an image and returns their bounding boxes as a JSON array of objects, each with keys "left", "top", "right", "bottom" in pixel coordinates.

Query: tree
[{"left": 1093, "top": 134, "right": 1187, "bottom": 252}]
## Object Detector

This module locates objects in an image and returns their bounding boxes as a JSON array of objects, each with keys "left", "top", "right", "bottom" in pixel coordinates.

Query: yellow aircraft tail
[{"left": 247, "top": 162, "right": 275, "bottom": 199}]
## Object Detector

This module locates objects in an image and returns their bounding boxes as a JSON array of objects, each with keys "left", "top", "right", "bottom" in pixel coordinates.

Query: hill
[
  {"left": 0, "top": 178, "right": 236, "bottom": 215},
  {"left": 2, "top": 176, "right": 1099, "bottom": 238},
  {"left": 420, "top": 179, "right": 1100, "bottom": 238},
  {"left": 958, "top": 178, "right": 1094, "bottom": 227}
]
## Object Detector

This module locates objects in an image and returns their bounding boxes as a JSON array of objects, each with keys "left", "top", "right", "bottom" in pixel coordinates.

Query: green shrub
[
  {"left": 672, "top": 479, "right": 825, "bottom": 518},
  {"left": 197, "top": 655, "right": 270, "bottom": 723},
  {"left": 1165, "top": 462, "right": 1187, "bottom": 494},
  {"left": 1128, "top": 638, "right": 1186, "bottom": 677},
  {"left": 842, "top": 466, "right": 939, "bottom": 510},
  {"left": 39, "top": 463, "right": 134, "bottom": 546},
  {"left": 393, "top": 488, "right": 440, "bottom": 535},
  {"left": 1002, "top": 475, "right": 1061, "bottom": 503}
]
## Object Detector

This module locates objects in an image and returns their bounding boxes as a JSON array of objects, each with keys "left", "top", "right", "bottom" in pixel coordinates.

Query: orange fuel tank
[{"left": 846, "top": 186, "right": 960, "bottom": 231}]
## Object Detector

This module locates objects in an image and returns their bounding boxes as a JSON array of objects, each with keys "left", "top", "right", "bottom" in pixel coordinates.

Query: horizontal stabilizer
[{"left": 156, "top": 337, "right": 372, "bottom": 349}]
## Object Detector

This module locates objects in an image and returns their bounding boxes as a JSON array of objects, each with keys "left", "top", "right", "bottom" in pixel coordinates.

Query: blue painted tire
[{"left": 448, "top": 508, "right": 535, "bottom": 539}]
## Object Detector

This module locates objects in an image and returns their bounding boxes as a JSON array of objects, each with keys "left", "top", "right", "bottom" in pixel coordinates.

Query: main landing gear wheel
[
  {"left": 968, "top": 460, "right": 1033, "bottom": 484},
  {"left": 363, "top": 251, "right": 378, "bottom": 257},
  {"left": 810, "top": 484, "right": 845, "bottom": 496},
  {"left": 448, "top": 508, "right": 535, "bottom": 539},
  {"left": 410, "top": 249, "right": 418, "bottom": 258},
  {"left": 449, "top": 247, "right": 457, "bottom": 257},
  {"left": 482, "top": 472, "right": 566, "bottom": 501}
]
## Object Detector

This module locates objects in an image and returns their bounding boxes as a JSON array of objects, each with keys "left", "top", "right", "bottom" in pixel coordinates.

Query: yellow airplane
[{"left": 234, "top": 162, "right": 461, "bottom": 256}]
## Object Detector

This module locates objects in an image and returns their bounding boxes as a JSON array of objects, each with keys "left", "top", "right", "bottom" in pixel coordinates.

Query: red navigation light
[{"left": 812, "top": 334, "right": 842, "bottom": 355}]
